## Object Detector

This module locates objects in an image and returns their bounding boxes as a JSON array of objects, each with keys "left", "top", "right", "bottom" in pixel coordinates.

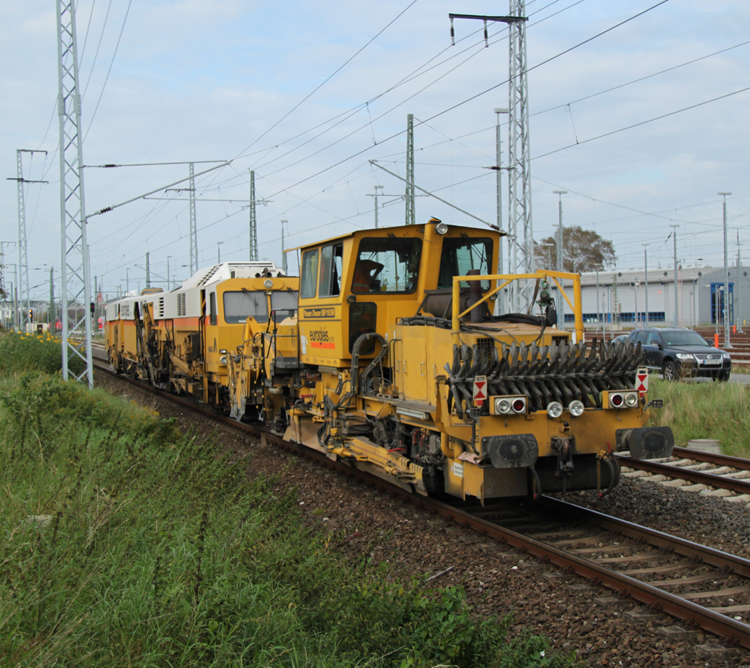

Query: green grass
[
  {"left": 647, "top": 377, "right": 750, "bottom": 457},
  {"left": 0, "top": 340, "right": 577, "bottom": 667}
]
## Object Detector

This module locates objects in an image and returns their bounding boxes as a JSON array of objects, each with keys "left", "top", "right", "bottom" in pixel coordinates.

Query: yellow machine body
[{"left": 106, "top": 221, "right": 673, "bottom": 501}]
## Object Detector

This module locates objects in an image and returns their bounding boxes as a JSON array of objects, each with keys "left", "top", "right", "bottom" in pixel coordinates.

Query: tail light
[{"left": 605, "top": 391, "right": 639, "bottom": 409}]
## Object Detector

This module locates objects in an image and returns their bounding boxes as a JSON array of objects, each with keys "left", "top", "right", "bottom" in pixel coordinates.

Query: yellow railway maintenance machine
[
  {"left": 106, "top": 261, "right": 298, "bottom": 418},
  {"left": 282, "top": 219, "right": 673, "bottom": 501}
]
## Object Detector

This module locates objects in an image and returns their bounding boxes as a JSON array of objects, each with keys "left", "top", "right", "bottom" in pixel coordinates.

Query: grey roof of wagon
[{"left": 180, "top": 261, "right": 282, "bottom": 290}]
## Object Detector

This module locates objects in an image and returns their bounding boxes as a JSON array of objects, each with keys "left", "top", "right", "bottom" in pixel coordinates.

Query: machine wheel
[{"left": 662, "top": 360, "right": 678, "bottom": 381}]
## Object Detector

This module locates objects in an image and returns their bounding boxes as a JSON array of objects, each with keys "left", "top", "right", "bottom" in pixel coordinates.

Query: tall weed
[
  {"left": 0, "top": 371, "right": 577, "bottom": 668},
  {"left": 646, "top": 377, "right": 750, "bottom": 456}
]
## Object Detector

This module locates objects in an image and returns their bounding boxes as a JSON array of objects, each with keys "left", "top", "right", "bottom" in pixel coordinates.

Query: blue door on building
[{"left": 710, "top": 283, "right": 734, "bottom": 325}]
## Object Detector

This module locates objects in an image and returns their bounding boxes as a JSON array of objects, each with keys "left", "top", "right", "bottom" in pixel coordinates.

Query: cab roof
[{"left": 284, "top": 220, "right": 500, "bottom": 254}]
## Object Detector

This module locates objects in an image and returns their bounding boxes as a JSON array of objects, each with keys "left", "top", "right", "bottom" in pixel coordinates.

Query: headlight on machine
[
  {"left": 624, "top": 392, "right": 639, "bottom": 408},
  {"left": 568, "top": 400, "right": 585, "bottom": 417},
  {"left": 676, "top": 353, "right": 694, "bottom": 360},
  {"left": 493, "top": 396, "right": 527, "bottom": 415},
  {"left": 495, "top": 398, "right": 511, "bottom": 414},
  {"left": 546, "top": 401, "right": 563, "bottom": 419}
]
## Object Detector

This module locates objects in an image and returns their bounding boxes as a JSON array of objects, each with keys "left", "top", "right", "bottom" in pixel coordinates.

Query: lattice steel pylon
[
  {"left": 405, "top": 114, "right": 415, "bottom": 226},
  {"left": 189, "top": 162, "right": 197, "bottom": 274},
  {"left": 56, "top": 0, "right": 93, "bottom": 386},
  {"left": 249, "top": 170, "right": 258, "bottom": 261},
  {"left": 8, "top": 149, "right": 47, "bottom": 331},
  {"left": 507, "top": 0, "right": 532, "bottom": 311}
]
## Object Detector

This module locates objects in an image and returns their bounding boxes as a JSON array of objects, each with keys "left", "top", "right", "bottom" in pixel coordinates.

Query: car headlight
[
  {"left": 546, "top": 401, "right": 563, "bottom": 419},
  {"left": 676, "top": 353, "right": 694, "bottom": 360},
  {"left": 723, "top": 353, "right": 732, "bottom": 359},
  {"left": 569, "top": 400, "right": 584, "bottom": 417}
]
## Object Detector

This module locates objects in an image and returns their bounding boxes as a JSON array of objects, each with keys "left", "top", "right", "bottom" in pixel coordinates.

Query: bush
[{"left": 0, "top": 330, "right": 86, "bottom": 375}]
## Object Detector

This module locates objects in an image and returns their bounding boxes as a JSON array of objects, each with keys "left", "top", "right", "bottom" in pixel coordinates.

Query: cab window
[
  {"left": 300, "top": 249, "right": 319, "bottom": 299},
  {"left": 223, "top": 290, "right": 268, "bottom": 323},
  {"left": 319, "top": 243, "right": 343, "bottom": 298},
  {"left": 209, "top": 292, "right": 217, "bottom": 326},
  {"left": 438, "top": 238, "right": 493, "bottom": 290},
  {"left": 352, "top": 237, "right": 421, "bottom": 294},
  {"left": 633, "top": 331, "right": 648, "bottom": 345},
  {"left": 271, "top": 290, "right": 298, "bottom": 322}
]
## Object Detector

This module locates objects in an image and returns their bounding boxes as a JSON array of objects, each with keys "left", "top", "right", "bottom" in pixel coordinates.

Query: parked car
[{"left": 626, "top": 327, "right": 731, "bottom": 381}]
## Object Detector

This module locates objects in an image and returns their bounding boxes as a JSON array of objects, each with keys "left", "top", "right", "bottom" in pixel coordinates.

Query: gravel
[{"left": 95, "top": 370, "right": 750, "bottom": 667}]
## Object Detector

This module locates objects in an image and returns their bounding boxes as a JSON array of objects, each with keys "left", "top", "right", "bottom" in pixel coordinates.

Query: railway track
[
  {"left": 619, "top": 448, "right": 750, "bottom": 502},
  {"left": 91, "top": 355, "right": 750, "bottom": 651}
]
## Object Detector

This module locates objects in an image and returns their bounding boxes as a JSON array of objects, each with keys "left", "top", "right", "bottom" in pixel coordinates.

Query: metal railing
[{"left": 451, "top": 270, "right": 583, "bottom": 341}]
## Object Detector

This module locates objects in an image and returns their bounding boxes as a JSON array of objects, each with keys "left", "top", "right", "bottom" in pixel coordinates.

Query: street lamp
[
  {"left": 718, "top": 192, "right": 732, "bottom": 348},
  {"left": 553, "top": 191, "right": 567, "bottom": 327},
  {"left": 632, "top": 280, "right": 640, "bottom": 327},
  {"left": 281, "top": 220, "right": 288, "bottom": 274}
]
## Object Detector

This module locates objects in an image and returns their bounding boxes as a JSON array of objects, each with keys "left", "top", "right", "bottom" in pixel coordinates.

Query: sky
[{"left": 2, "top": 0, "right": 750, "bottom": 299}]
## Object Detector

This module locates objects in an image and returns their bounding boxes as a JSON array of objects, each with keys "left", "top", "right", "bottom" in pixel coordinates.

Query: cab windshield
[
  {"left": 223, "top": 290, "right": 268, "bottom": 323},
  {"left": 352, "top": 237, "right": 421, "bottom": 294},
  {"left": 438, "top": 238, "right": 493, "bottom": 290}
]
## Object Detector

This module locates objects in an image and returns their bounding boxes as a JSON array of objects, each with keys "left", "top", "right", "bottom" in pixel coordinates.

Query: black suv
[{"left": 627, "top": 327, "right": 731, "bottom": 381}]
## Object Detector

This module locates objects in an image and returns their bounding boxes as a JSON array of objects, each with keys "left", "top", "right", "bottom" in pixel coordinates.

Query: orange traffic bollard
[
  {"left": 733, "top": 324, "right": 736, "bottom": 334},
  {"left": 715, "top": 332, "right": 720, "bottom": 348}
]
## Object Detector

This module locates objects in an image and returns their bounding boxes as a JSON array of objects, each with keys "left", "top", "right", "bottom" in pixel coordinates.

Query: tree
[{"left": 534, "top": 225, "right": 616, "bottom": 273}]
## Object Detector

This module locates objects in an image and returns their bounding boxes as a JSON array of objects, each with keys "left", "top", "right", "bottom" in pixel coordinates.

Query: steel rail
[
  {"left": 672, "top": 446, "right": 750, "bottom": 471},
  {"left": 539, "top": 497, "right": 750, "bottom": 577},
  {"left": 92, "top": 360, "right": 750, "bottom": 649},
  {"left": 617, "top": 456, "right": 750, "bottom": 495}
]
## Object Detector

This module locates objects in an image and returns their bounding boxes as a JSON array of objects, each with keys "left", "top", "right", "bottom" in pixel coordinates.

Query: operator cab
[{"left": 293, "top": 219, "right": 501, "bottom": 368}]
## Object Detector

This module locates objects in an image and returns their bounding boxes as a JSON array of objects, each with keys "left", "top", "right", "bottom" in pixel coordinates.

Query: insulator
[
  {"left": 484, "top": 20, "right": 488, "bottom": 47},
  {"left": 450, "top": 18, "right": 455, "bottom": 46}
]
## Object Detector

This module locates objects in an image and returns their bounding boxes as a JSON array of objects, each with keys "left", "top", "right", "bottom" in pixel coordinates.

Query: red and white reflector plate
[
  {"left": 636, "top": 367, "right": 649, "bottom": 394},
  {"left": 473, "top": 376, "right": 487, "bottom": 406}
]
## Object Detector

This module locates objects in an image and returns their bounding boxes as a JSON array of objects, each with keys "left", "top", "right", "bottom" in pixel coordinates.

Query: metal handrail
[{"left": 451, "top": 270, "right": 583, "bottom": 342}]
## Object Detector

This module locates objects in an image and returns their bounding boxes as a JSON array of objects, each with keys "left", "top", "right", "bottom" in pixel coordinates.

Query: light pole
[
  {"left": 714, "top": 285, "right": 724, "bottom": 344},
  {"left": 642, "top": 245, "right": 649, "bottom": 326},
  {"left": 281, "top": 220, "right": 288, "bottom": 274},
  {"left": 718, "top": 192, "right": 732, "bottom": 348},
  {"left": 632, "top": 280, "right": 640, "bottom": 328},
  {"left": 495, "top": 107, "right": 509, "bottom": 280},
  {"left": 553, "top": 191, "right": 567, "bottom": 327},
  {"left": 373, "top": 185, "right": 383, "bottom": 228}
]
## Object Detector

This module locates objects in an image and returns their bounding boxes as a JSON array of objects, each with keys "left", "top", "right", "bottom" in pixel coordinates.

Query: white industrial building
[{"left": 556, "top": 265, "right": 750, "bottom": 330}]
